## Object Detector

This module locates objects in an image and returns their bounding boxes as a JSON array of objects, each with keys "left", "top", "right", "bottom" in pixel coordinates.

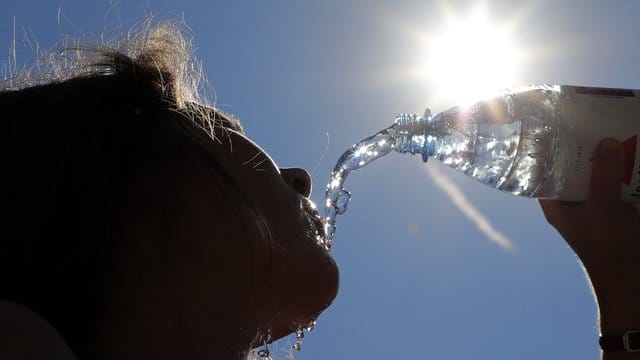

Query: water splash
[
  {"left": 305, "top": 319, "right": 316, "bottom": 332},
  {"left": 292, "top": 326, "right": 304, "bottom": 351},
  {"left": 256, "top": 328, "right": 273, "bottom": 360},
  {"left": 322, "top": 124, "right": 398, "bottom": 248},
  {"left": 286, "top": 319, "right": 316, "bottom": 359}
]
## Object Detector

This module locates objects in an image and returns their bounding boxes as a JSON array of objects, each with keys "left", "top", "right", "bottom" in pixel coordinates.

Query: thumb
[{"left": 588, "top": 138, "right": 623, "bottom": 205}]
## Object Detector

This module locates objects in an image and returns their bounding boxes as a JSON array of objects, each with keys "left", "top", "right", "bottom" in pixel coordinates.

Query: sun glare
[{"left": 424, "top": 5, "right": 520, "bottom": 105}]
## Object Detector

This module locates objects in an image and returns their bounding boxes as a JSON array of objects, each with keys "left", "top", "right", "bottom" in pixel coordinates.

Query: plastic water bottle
[{"left": 393, "top": 85, "right": 640, "bottom": 201}]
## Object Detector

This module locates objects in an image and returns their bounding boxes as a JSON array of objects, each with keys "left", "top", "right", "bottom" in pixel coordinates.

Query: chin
[{"left": 261, "top": 230, "right": 339, "bottom": 343}]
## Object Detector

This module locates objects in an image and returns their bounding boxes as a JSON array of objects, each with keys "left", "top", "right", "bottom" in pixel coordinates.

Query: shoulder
[{"left": 0, "top": 301, "right": 77, "bottom": 360}]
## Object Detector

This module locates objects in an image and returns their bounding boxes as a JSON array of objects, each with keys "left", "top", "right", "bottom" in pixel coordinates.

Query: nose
[{"left": 280, "top": 168, "right": 312, "bottom": 197}]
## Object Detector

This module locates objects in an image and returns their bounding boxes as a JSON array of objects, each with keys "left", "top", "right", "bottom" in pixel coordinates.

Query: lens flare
[{"left": 424, "top": 4, "right": 521, "bottom": 105}]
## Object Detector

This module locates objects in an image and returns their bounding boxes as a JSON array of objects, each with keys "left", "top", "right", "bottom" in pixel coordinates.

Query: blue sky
[{"left": 3, "top": 1, "right": 640, "bottom": 359}]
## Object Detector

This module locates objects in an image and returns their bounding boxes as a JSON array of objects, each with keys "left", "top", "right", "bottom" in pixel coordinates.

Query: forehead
[
  {"left": 177, "top": 107, "right": 280, "bottom": 175},
  {"left": 204, "top": 106, "right": 244, "bottom": 134},
  {"left": 218, "top": 128, "right": 281, "bottom": 174},
  {"left": 215, "top": 112, "right": 244, "bottom": 134}
]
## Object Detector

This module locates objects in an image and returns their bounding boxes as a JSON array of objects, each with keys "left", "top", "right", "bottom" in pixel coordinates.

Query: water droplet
[
  {"left": 305, "top": 320, "right": 316, "bottom": 332},
  {"left": 325, "top": 225, "right": 336, "bottom": 243},
  {"left": 292, "top": 341, "right": 302, "bottom": 351},
  {"left": 295, "top": 327, "right": 304, "bottom": 339},
  {"left": 323, "top": 240, "right": 332, "bottom": 251},
  {"left": 257, "top": 349, "right": 270, "bottom": 358},
  {"left": 336, "top": 190, "right": 351, "bottom": 214}
]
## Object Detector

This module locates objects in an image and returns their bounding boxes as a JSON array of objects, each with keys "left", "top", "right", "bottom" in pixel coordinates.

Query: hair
[{"left": 0, "top": 20, "right": 268, "bottom": 359}]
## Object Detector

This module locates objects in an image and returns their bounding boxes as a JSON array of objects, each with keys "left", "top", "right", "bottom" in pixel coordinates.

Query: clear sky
[{"left": 3, "top": 1, "right": 640, "bottom": 359}]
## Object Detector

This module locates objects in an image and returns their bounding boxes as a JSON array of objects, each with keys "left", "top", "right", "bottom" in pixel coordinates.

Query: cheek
[
  {"left": 231, "top": 169, "right": 340, "bottom": 333},
  {"left": 172, "top": 199, "right": 256, "bottom": 301},
  {"left": 259, "top": 236, "right": 339, "bottom": 341},
  {"left": 167, "top": 164, "right": 273, "bottom": 324},
  {"left": 253, "top": 202, "right": 339, "bottom": 337}
]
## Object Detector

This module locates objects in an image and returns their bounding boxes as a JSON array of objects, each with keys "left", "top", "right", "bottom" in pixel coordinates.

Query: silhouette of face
[
  {"left": 97, "top": 108, "right": 339, "bottom": 360},
  {"left": 200, "top": 127, "right": 339, "bottom": 341}
]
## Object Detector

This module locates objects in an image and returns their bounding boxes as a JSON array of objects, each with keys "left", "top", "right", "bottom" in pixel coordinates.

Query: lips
[{"left": 302, "top": 198, "right": 327, "bottom": 242}]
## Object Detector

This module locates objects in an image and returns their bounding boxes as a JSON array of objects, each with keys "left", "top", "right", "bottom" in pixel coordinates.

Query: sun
[{"left": 423, "top": 4, "right": 521, "bottom": 106}]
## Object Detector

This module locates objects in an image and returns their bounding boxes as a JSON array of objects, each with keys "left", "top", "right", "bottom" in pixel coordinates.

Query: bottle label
[{"left": 559, "top": 86, "right": 640, "bottom": 201}]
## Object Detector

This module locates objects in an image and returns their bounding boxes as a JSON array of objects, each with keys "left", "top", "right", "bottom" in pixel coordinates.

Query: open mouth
[{"left": 302, "top": 198, "right": 327, "bottom": 247}]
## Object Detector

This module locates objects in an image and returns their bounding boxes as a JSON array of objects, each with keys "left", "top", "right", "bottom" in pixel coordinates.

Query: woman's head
[{"left": 0, "top": 21, "right": 338, "bottom": 359}]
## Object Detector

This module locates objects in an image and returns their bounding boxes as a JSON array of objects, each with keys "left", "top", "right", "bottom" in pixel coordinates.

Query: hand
[{"left": 539, "top": 139, "right": 640, "bottom": 352}]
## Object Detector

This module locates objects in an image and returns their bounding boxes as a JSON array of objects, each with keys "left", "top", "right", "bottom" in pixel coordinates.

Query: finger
[
  {"left": 538, "top": 199, "right": 579, "bottom": 236},
  {"left": 538, "top": 199, "right": 555, "bottom": 220},
  {"left": 539, "top": 199, "right": 565, "bottom": 228},
  {"left": 539, "top": 199, "right": 582, "bottom": 219},
  {"left": 588, "top": 139, "right": 623, "bottom": 205}
]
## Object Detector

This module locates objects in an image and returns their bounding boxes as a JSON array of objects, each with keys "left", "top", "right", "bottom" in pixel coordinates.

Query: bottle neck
[{"left": 394, "top": 109, "right": 435, "bottom": 162}]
